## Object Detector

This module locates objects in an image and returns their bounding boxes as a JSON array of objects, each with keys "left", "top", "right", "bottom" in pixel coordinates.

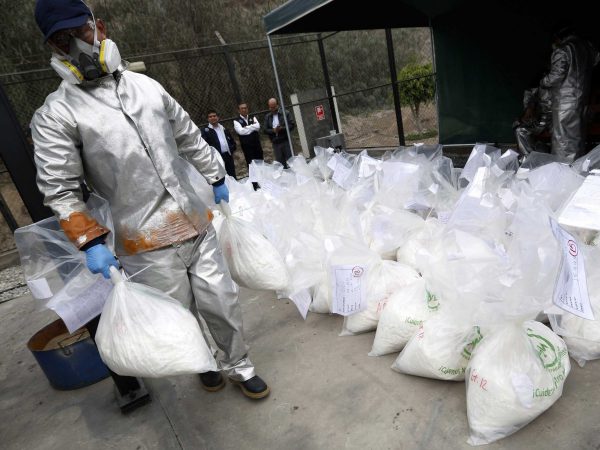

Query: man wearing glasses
[{"left": 31, "top": 0, "right": 270, "bottom": 412}]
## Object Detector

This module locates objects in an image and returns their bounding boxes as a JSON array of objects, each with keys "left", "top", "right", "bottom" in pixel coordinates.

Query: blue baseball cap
[{"left": 35, "top": 0, "right": 92, "bottom": 43}]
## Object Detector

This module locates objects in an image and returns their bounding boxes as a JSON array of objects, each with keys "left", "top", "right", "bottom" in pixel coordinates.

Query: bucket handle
[{"left": 58, "top": 329, "right": 87, "bottom": 356}]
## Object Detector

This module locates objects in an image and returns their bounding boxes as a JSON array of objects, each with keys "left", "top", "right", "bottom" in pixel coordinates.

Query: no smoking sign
[{"left": 315, "top": 104, "right": 325, "bottom": 121}]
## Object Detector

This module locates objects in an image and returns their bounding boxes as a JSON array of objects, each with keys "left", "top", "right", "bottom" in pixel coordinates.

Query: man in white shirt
[
  {"left": 233, "top": 102, "right": 264, "bottom": 171},
  {"left": 201, "top": 110, "right": 237, "bottom": 178}
]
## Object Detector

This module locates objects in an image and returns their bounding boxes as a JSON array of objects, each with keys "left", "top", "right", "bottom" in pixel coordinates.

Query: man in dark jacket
[
  {"left": 233, "top": 102, "right": 264, "bottom": 169},
  {"left": 263, "top": 98, "right": 295, "bottom": 168},
  {"left": 201, "top": 110, "right": 237, "bottom": 178}
]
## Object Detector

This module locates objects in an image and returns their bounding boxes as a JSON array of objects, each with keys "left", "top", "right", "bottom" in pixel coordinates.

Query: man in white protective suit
[
  {"left": 31, "top": 0, "right": 270, "bottom": 412},
  {"left": 540, "top": 24, "right": 599, "bottom": 161}
]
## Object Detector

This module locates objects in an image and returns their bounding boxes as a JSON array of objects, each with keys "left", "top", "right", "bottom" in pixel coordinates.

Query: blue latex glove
[
  {"left": 85, "top": 244, "right": 119, "bottom": 279},
  {"left": 213, "top": 183, "right": 229, "bottom": 204}
]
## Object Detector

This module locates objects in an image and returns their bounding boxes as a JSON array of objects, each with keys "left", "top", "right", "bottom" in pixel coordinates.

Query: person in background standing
[
  {"left": 540, "top": 24, "right": 599, "bottom": 160},
  {"left": 233, "top": 102, "right": 263, "bottom": 169},
  {"left": 201, "top": 110, "right": 237, "bottom": 178},
  {"left": 263, "top": 97, "right": 295, "bottom": 168}
]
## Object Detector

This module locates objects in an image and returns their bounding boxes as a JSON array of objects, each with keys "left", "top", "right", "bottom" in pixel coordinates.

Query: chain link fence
[
  {"left": 0, "top": 158, "right": 31, "bottom": 253},
  {"left": 0, "top": 28, "right": 436, "bottom": 252}
]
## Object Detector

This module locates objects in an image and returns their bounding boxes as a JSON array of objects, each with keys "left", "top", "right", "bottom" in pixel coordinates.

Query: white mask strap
[{"left": 90, "top": 11, "right": 101, "bottom": 53}]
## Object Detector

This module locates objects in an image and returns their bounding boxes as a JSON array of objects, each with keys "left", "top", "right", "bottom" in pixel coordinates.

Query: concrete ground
[{"left": 1, "top": 288, "right": 599, "bottom": 450}]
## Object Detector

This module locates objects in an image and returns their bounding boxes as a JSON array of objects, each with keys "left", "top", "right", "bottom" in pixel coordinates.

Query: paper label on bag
[
  {"left": 549, "top": 218, "right": 594, "bottom": 320},
  {"left": 332, "top": 161, "right": 352, "bottom": 188},
  {"left": 381, "top": 161, "right": 419, "bottom": 189},
  {"left": 558, "top": 175, "right": 600, "bottom": 231},
  {"left": 437, "top": 210, "right": 451, "bottom": 224},
  {"left": 358, "top": 155, "right": 380, "bottom": 178},
  {"left": 331, "top": 264, "right": 367, "bottom": 316},
  {"left": 500, "top": 189, "right": 516, "bottom": 210},
  {"left": 296, "top": 173, "right": 311, "bottom": 185},
  {"left": 248, "top": 163, "right": 259, "bottom": 182},
  {"left": 51, "top": 277, "right": 113, "bottom": 333},
  {"left": 289, "top": 289, "right": 311, "bottom": 319},
  {"left": 27, "top": 278, "right": 53, "bottom": 300},
  {"left": 327, "top": 153, "right": 340, "bottom": 171},
  {"left": 260, "top": 180, "right": 283, "bottom": 198},
  {"left": 276, "top": 289, "right": 311, "bottom": 319}
]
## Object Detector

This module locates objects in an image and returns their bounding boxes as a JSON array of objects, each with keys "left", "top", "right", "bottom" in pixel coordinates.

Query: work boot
[
  {"left": 231, "top": 375, "right": 270, "bottom": 400},
  {"left": 200, "top": 371, "right": 226, "bottom": 392},
  {"left": 114, "top": 380, "right": 151, "bottom": 414}
]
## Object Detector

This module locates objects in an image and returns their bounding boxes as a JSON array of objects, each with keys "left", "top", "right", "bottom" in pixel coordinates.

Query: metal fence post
[
  {"left": 267, "top": 34, "right": 295, "bottom": 155},
  {"left": 385, "top": 28, "right": 406, "bottom": 146},
  {"left": 215, "top": 31, "right": 242, "bottom": 106},
  {"left": 0, "top": 83, "right": 52, "bottom": 222},
  {"left": 317, "top": 34, "right": 339, "bottom": 133}
]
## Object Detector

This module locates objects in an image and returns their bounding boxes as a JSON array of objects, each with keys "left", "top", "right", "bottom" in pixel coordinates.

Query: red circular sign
[{"left": 568, "top": 240, "right": 578, "bottom": 256}]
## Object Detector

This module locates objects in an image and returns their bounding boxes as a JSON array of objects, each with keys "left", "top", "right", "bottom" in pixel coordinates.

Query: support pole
[
  {"left": 215, "top": 31, "right": 242, "bottom": 105},
  {"left": 429, "top": 21, "right": 440, "bottom": 140},
  {"left": 267, "top": 35, "right": 295, "bottom": 155},
  {"left": 385, "top": 29, "right": 405, "bottom": 146},
  {"left": 0, "top": 83, "right": 52, "bottom": 222},
  {"left": 317, "top": 34, "right": 339, "bottom": 133},
  {"left": 0, "top": 191, "right": 18, "bottom": 231}
]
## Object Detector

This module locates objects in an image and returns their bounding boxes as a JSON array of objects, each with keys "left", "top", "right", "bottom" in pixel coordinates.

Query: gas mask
[{"left": 50, "top": 17, "right": 121, "bottom": 84}]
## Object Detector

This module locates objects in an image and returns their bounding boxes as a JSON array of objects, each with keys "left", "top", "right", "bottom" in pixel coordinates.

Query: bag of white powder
[
  {"left": 369, "top": 278, "right": 441, "bottom": 356},
  {"left": 466, "top": 320, "right": 570, "bottom": 445}
]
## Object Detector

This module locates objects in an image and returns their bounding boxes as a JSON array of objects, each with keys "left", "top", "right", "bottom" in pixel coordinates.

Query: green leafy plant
[{"left": 398, "top": 63, "right": 435, "bottom": 133}]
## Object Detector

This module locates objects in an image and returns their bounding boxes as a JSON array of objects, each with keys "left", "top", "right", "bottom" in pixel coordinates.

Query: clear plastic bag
[
  {"left": 391, "top": 226, "right": 511, "bottom": 380},
  {"left": 14, "top": 194, "right": 114, "bottom": 302},
  {"left": 396, "top": 218, "right": 443, "bottom": 272},
  {"left": 310, "top": 236, "right": 379, "bottom": 315},
  {"left": 548, "top": 245, "right": 600, "bottom": 367},
  {"left": 310, "top": 146, "right": 335, "bottom": 180},
  {"left": 218, "top": 202, "right": 290, "bottom": 291},
  {"left": 340, "top": 259, "right": 420, "bottom": 335},
  {"left": 96, "top": 268, "right": 217, "bottom": 377},
  {"left": 525, "top": 162, "right": 584, "bottom": 213},
  {"left": 14, "top": 194, "right": 116, "bottom": 333},
  {"left": 571, "top": 144, "right": 600, "bottom": 175},
  {"left": 391, "top": 316, "right": 483, "bottom": 381},
  {"left": 466, "top": 321, "right": 570, "bottom": 445},
  {"left": 360, "top": 204, "right": 425, "bottom": 259},
  {"left": 459, "top": 143, "right": 501, "bottom": 188},
  {"left": 517, "top": 151, "right": 568, "bottom": 178},
  {"left": 370, "top": 278, "right": 440, "bottom": 356}
]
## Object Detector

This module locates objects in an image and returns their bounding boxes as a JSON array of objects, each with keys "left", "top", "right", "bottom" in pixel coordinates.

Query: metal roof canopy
[
  {"left": 263, "top": 0, "right": 437, "bottom": 151},
  {"left": 263, "top": 0, "right": 600, "bottom": 147},
  {"left": 264, "top": 0, "right": 431, "bottom": 34}
]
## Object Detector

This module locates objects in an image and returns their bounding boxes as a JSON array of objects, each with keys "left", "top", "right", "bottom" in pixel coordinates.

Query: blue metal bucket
[{"left": 27, "top": 318, "right": 109, "bottom": 390}]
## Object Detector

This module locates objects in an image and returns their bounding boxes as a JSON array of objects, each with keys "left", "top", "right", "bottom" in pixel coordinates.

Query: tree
[{"left": 398, "top": 63, "right": 435, "bottom": 133}]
